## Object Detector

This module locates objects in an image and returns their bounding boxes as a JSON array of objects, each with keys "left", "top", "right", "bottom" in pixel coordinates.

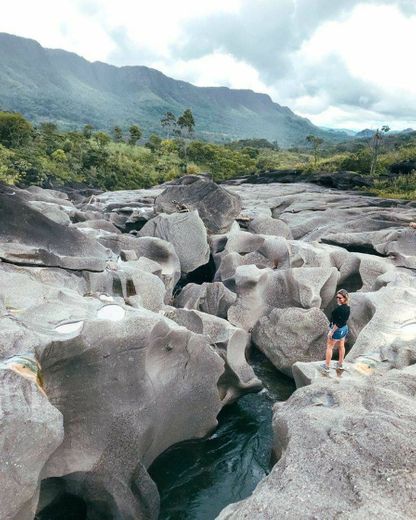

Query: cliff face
[{"left": 0, "top": 33, "right": 343, "bottom": 145}]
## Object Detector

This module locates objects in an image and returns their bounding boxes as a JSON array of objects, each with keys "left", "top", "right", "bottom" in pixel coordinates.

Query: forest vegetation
[{"left": 0, "top": 110, "right": 415, "bottom": 199}]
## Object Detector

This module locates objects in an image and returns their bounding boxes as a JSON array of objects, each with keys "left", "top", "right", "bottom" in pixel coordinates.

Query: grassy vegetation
[{"left": 0, "top": 111, "right": 415, "bottom": 199}]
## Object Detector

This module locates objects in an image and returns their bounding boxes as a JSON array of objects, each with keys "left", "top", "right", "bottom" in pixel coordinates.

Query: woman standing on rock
[{"left": 322, "top": 289, "right": 350, "bottom": 373}]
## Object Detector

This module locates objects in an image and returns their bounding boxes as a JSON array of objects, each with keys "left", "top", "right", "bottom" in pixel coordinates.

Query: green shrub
[{"left": 0, "top": 112, "right": 32, "bottom": 148}]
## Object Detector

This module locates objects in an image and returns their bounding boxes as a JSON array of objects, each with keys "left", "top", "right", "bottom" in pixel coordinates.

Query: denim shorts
[{"left": 331, "top": 325, "right": 349, "bottom": 340}]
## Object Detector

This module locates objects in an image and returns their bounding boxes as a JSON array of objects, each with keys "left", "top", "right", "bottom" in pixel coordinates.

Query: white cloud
[
  {"left": 152, "top": 52, "right": 268, "bottom": 93},
  {"left": 0, "top": 0, "right": 415, "bottom": 130},
  {"left": 0, "top": 0, "right": 239, "bottom": 62},
  {"left": 0, "top": 0, "right": 117, "bottom": 61},
  {"left": 290, "top": 3, "right": 416, "bottom": 127},
  {"left": 300, "top": 4, "right": 416, "bottom": 94}
]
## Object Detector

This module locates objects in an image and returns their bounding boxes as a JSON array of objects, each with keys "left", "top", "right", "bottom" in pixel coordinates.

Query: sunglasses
[{"left": 336, "top": 296, "right": 343, "bottom": 300}]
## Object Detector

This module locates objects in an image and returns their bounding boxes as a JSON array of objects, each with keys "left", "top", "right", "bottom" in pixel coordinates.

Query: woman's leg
[
  {"left": 338, "top": 339, "right": 345, "bottom": 367},
  {"left": 325, "top": 338, "right": 336, "bottom": 367}
]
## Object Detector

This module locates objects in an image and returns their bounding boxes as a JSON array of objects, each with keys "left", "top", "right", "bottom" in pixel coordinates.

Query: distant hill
[
  {"left": 354, "top": 128, "right": 416, "bottom": 140},
  {"left": 355, "top": 129, "right": 376, "bottom": 139},
  {"left": 0, "top": 33, "right": 348, "bottom": 146}
]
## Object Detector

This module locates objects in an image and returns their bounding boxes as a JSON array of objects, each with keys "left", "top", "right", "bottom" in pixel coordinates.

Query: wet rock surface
[{"left": 0, "top": 180, "right": 415, "bottom": 520}]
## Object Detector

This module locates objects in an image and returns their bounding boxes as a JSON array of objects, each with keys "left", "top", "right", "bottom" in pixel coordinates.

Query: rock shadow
[{"left": 174, "top": 254, "right": 216, "bottom": 295}]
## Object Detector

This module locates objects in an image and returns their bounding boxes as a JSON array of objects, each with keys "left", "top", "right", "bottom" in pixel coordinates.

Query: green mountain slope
[{"left": 0, "top": 33, "right": 346, "bottom": 146}]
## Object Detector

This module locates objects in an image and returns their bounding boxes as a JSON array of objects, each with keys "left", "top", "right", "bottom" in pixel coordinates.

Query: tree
[
  {"left": 177, "top": 109, "right": 195, "bottom": 168},
  {"left": 113, "top": 126, "right": 123, "bottom": 143},
  {"left": 0, "top": 112, "right": 32, "bottom": 148},
  {"left": 177, "top": 109, "right": 195, "bottom": 137},
  {"left": 83, "top": 124, "right": 94, "bottom": 139},
  {"left": 38, "top": 121, "right": 60, "bottom": 154},
  {"left": 128, "top": 125, "right": 142, "bottom": 145},
  {"left": 160, "top": 112, "right": 177, "bottom": 138},
  {"left": 95, "top": 131, "right": 111, "bottom": 147},
  {"left": 145, "top": 134, "right": 162, "bottom": 153},
  {"left": 369, "top": 125, "right": 390, "bottom": 176},
  {"left": 0, "top": 144, "right": 19, "bottom": 184},
  {"left": 51, "top": 149, "right": 67, "bottom": 162},
  {"left": 306, "top": 135, "right": 324, "bottom": 167},
  {"left": 62, "top": 139, "right": 73, "bottom": 153},
  {"left": 40, "top": 122, "right": 58, "bottom": 135}
]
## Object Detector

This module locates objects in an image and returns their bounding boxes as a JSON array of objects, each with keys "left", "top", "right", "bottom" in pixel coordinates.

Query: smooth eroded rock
[{"left": 155, "top": 176, "right": 241, "bottom": 234}]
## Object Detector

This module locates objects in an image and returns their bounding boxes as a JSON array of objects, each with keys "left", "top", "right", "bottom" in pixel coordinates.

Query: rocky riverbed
[{"left": 0, "top": 175, "right": 415, "bottom": 520}]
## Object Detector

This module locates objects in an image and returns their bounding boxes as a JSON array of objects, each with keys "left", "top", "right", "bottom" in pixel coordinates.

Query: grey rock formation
[
  {"left": 252, "top": 307, "right": 329, "bottom": 377},
  {"left": 323, "top": 227, "right": 416, "bottom": 269},
  {"left": 98, "top": 234, "right": 181, "bottom": 296},
  {"left": 155, "top": 176, "right": 242, "bottom": 233},
  {"left": 73, "top": 219, "right": 121, "bottom": 235},
  {"left": 139, "top": 210, "right": 210, "bottom": 273},
  {"left": 25, "top": 185, "right": 70, "bottom": 202},
  {"left": 163, "top": 307, "right": 261, "bottom": 403},
  {"left": 27, "top": 200, "right": 72, "bottom": 226},
  {"left": 248, "top": 215, "right": 293, "bottom": 239},
  {"left": 175, "top": 282, "right": 237, "bottom": 319},
  {"left": 37, "top": 310, "right": 224, "bottom": 520},
  {"left": 211, "top": 224, "right": 291, "bottom": 281},
  {"left": 217, "top": 367, "right": 416, "bottom": 520},
  {"left": 215, "top": 180, "right": 416, "bottom": 520},
  {"left": 228, "top": 169, "right": 374, "bottom": 190},
  {"left": 1, "top": 178, "right": 415, "bottom": 520},
  {"left": 0, "top": 192, "right": 109, "bottom": 271},
  {"left": 347, "top": 286, "right": 416, "bottom": 365},
  {"left": 0, "top": 364, "right": 63, "bottom": 520},
  {"left": 226, "top": 182, "right": 415, "bottom": 245},
  {"left": 77, "top": 187, "right": 161, "bottom": 232},
  {"left": 227, "top": 264, "right": 339, "bottom": 331},
  {"left": 292, "top": 353, "right": 384, "bottom": 389}
]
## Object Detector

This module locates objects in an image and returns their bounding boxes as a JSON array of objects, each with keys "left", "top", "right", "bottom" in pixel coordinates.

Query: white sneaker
[{"left": 320, "top": 363, "right": 330, "bottom": 373}]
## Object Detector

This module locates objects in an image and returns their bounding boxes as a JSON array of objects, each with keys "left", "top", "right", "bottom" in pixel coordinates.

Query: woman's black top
[{"left": 331, "top": 304, "right": 350, "bottom": 328}]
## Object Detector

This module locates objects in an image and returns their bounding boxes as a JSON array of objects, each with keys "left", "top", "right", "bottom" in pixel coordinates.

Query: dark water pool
[{"left": 148, "top": 349, "right": 295, "bottom": 520}]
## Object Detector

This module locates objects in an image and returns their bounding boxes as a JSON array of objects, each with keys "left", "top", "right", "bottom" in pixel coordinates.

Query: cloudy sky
[{"left": 1, "top": 0, "right": 416, "bottom": 130}]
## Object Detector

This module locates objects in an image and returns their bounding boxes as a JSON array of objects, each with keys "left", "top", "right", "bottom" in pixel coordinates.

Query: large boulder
[
  {"left": 163, "top": 307, "right": 261, "bottom": 403},
  {"left": 36, "top": 309, "right": 224, "bottom": 520},
  {"left": 98, "top": 234, "right": 181, "bottom": 296},
  {"left": 85, "top": 262, "right": 167, "bottom": 311},
  {"left": 27, "top": 200, "right": 72, "bottom": 226},
  {"left": 390, "top": 160, "right": 416, "bottom": 175},
  {"left": 322, "top": 228, "right": 416, "bottom": 269},
  {"left": 346, "top": 286, "right": 416, "bottom": 365},
  {"left": 211, "top": 225, "right": 291, "bottom": 281},
  {"left": 248, "top": 215, "right": 293, "bottom": 239},
  {"left": 155, "top": 176, "right": 241, "bottom": 233},
  {"left": 175, "top": 282, "right": 237, "bottom": 319},
  {"left": 0, "top": 314, "right": 46, "bottom": 359},
  {"left": 252, "top": 307, "right": 329, "bottom": 377},
  {"left": 292, "top": 352, "right": 385, "bottom": 389},
  {"left": 0, "top": 361, "right": 63, "bottom": 520},
  {"left": 0, "top": 191, "right": 109, "bottom": 271},
  {"left": 217, "top": 366, "right": 416, "bottom": 520},
  {"left": 227, "top": 265, "right": 339, "bottom": 331},
  {"left": 139, "top": 210, "right": 210, "bottom": 273}
]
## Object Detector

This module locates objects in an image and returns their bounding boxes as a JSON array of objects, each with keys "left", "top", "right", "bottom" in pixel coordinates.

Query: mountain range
[{"left": 0, "top": 32, "right": 348, "bottom": 146}]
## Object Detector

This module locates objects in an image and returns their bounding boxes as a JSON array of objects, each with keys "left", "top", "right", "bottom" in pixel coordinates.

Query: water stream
[{"left": 149, "top": 349, "right": 295, "bottom": 520}]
